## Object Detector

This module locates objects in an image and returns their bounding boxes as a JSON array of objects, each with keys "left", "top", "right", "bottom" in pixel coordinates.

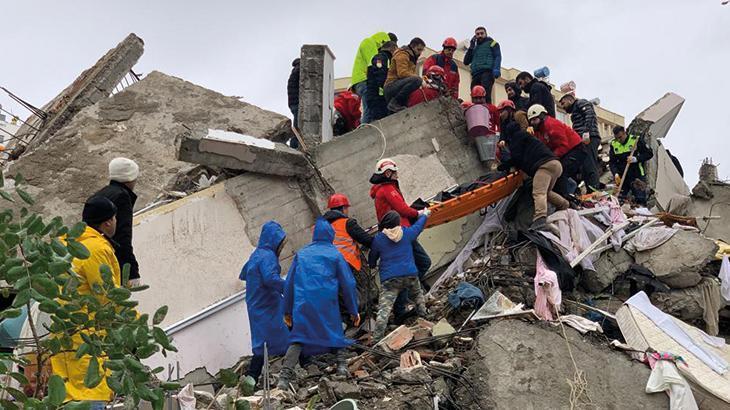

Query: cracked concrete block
[
  {"left": 582, "top": 248, "right": 633, "bottom": 293},
  {"left": 634, "top": 230, "right": 717, "bottom": 289},
  {"left": 178, "top": 128, "right": 312, "bottom": 177}
]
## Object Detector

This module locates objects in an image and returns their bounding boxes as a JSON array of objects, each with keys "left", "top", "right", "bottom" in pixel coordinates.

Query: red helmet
[
  {"left": 497, "top": 100, "right": 516, "bottom": 111},
  {"left": 442, "top": 37, "right": 458, "bottom": 49},
  {"left": 471, "top": 85, "right": 487, "bottom": 98},
  {"left": 327, "top": 193, "right": 350, "bottom": 209},
  {"left": 426, "top": 65, "right": 445, "bottom": 77}
]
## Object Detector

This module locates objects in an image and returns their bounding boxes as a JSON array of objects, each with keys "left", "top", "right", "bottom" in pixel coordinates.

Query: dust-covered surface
[{"left": 7, "top": 71, "right": 291, "bottom": 222}]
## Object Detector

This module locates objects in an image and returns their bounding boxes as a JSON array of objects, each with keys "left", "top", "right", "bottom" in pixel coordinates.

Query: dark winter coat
[
  {"left": 94, "top": 181, "right": 139, "bottom": 280},
  {"left": 464, "top": 37, "right": 502, "bottom": 77},
  {"left": 525, "top": 79, "right": 556, "bottom": 117},
  {"left": 609, "top": 135, "right": 653, "bottom": 180},
  {"left": 322, "top": 210, "right": 373, "bottom": 248},
  {"left": 369, "top": 215, "right": 428, "bottom": 282},
  {"left": 366, "top": 50, "right": 392, "bottom": 102},
  {"left": 498, "top": 121, "right": 557, "bottom": 176},
  {"left": 567, "top": 98, "right": 600, "bottom": 140},
  {"left": 505, "top": 82, "right": 530, "bottom": 111},
  {"left": 287, "top": 59, "right": 300, "bottom": 109}
]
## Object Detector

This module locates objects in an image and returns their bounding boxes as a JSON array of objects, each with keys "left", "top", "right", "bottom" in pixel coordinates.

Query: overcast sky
[{"left": 1, "top": 0, "right": 728, "bottom": 185}]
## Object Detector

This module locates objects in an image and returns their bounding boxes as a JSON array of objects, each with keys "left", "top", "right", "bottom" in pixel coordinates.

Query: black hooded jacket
[
  {"left": 498, "top": 121, "right": 557, "bottom": 176},
  {"left": 505, "top": 82, "right": 530, "bottom": 111},
  {"left": 566, "top": 98, "right": 600, "bottom": 140},
  {"left": 525, "top": 79, "right": 556, "bottom": 117},
  {"left": 287, "top": 58, "right": 300, "bottom": 109},
  {"left": 322, "top": 209, "right": 373, "bottom": 248},
  {"left": 94, "top": 181, "right": 139, "bottom": 280}
]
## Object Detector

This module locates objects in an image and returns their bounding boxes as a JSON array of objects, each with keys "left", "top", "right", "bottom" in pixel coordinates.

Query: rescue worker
[
  {"left": 465, "top": 85, "right": 499, "bottom": 134},
  {"left": 51, "top": 196, "right": 121, "bottom": 408},
  {"left": 464, "top": 26, "right": 501, "bottom": 103},
  {"left": 94, "top": 157, "right": 140, "bottom": 287},
  {"left": 497, "top": 100, "right": 529, "bottom": 131},
  {"left": 558, "top": 93, "right": 601, "bottom": 191},
  {"left": 366, "top": 41, "right": 398, "bottom": 122},
  {"left": 287, "top": 58, "right": 301, "bottom": 148},
  {"left": 323, "top": 193, "right": 373, "bottom": 273},
  {"left": 384, "top": 38, "right": 426, "bottom": 113},
  {"left": 527, "top": 104, "right": 586, "bottom": 195},
  {"left": 333, "top": 90, "right": 361, "bottom": 136},
  {"left": 609, "top": 126, "right": 653, "bottom": 205},
  {"left": 277, "top": 218, "right": 360, "bottom": 389},
  {"left": 351, "top": 32, "right": 398, "bottom": 123},
  {"left": 505, "top": 81, "right": 530, "bottom": 111},
  {"left": 422, "top": 37, "right": 460, "bottom": 98},
  {"left": 369, "top": 209, "right": 430, "bottom": 341},
  {"left": 369, "top": 158, "right": 431, "bottom": 319},
  {"left": 516, "top": 72, "right": 556, "bottom": 117},
  {"left": 406, "top": 65, "right": 447, "bottom": 108},
  {"left": 239, "top": 221, "right": 290, "bottom": 385},
  {"left": 498, "top": 121, "right": 570, "bottom": 230}
]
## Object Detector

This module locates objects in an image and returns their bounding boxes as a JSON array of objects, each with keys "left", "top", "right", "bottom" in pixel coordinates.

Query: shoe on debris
[
  {"left": 387, "top": 100, "right": 406, "bottom": 113},
  {"left": 276, "top": 368, "right": 293, "bottom": 390},
  {"left": 529, "top": 217, "right": 547, "bottom": 231}
]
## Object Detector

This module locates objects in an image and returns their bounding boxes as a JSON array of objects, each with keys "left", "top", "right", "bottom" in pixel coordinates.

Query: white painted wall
[{"left": 132, "top": 184, "right": 255, "bottom": 327}]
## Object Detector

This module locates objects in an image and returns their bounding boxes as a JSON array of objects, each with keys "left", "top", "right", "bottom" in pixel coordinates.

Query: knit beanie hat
[
  {"left": 82, "top": 196, "right": 117, "bottom": 225},
  {"left": 378, "top": 211, "right": 401, "bottom": 231},
  {"left": 109, "top": 157, "right": 139, "bottom": 183}
]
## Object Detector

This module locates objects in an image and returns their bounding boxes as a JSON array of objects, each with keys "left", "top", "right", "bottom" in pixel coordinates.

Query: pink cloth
[{"left": 534, "top": 252, "right": 562, "bottom": 320}]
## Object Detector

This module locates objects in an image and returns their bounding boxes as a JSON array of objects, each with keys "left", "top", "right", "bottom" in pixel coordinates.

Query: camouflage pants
[{"left": 373, "top": 276, "right": 426, "bottom": 340}]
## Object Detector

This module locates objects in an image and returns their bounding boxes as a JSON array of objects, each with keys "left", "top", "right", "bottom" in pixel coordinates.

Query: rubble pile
[{"left": 9, "top": 71, "right": 292, "bottom": 222}]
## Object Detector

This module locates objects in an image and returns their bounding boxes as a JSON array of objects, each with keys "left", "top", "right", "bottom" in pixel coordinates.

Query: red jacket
[
  {"left": 407, "top": 85, "right": 441, "bottom": 107},
  {"left": 369, "top": 179, "right": 419, "bottom": 227},
  {"left": 535, "top": 116, "right": 582, "bottom": 158},
  {"left": 423, "top": 53, "right": 460, "bottom": 98},
  {"left": 334, "top": 90, "right": 361, "bottom": 131}
]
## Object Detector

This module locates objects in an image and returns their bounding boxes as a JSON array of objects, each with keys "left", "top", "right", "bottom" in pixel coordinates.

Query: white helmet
[
  {"left": 375, "top": 158, "right": 398, "bottom": 174},
  {"left": 527, "top": 104, "right": 548, "bottom": 120}
]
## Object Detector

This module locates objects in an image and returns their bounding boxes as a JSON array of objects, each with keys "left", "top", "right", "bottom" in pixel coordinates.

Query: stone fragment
[
  {"left": 634, "top": 230, "right": 717, "bottom": 288},
  {"left": 432, "top": 318, "right": 456, "bottom": 337}
]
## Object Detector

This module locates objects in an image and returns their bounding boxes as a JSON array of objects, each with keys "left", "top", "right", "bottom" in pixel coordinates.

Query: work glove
[
  {"left": 418, "top": 208, "right": 431, "bottom": 217},
  {"left": 627, "top": 156, "right": 638, "bottom": 163},
  {"left": 284, "top": 314, "right": 292, "bottom": 329},
  {"left": 351, "top": 314, "right": 361, "bottom": 327},
  {"left": 582, "top": 133, "right": 590, "bottom": 144},
  {"left": 492, "top": 68, "right": 501, "bottom": 78}
]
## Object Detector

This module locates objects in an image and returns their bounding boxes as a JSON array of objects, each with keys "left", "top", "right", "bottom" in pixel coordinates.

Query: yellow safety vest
[{"left": 611, "top": 135, "right": 645, "bottom": 176}]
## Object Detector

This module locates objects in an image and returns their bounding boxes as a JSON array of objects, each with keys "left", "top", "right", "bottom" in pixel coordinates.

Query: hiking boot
[
  {"left": 387, "top": 100, "right": 406, "bottom": 113},
  {"left": 529, "top": 217, "right": 547, "bottom": 231},
  {"left": 276, "top": 368, "right": 294, "bottom": 390}
]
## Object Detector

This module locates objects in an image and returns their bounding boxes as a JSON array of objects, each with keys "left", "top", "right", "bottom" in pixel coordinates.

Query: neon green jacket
[{"left": 351, "top": 32, "right": 391, "bottom": 86}]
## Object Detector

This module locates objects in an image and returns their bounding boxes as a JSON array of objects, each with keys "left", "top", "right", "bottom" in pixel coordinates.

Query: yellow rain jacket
[
  {"left": 50, "top": 226, "right": 121, "bottom": 402},
  {"left": 351, "top": 32, "right": 392, "bottom": 86}
]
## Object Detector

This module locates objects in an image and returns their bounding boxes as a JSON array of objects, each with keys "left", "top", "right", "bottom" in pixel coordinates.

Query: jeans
[
  {"left": 289, "top": 104, "right": 299, "bottom": 149},
  {"left": 471, "top": 71, "right": 496, "bottom": 104},
  {"left": 393, "top": 240, "right": 431, "bottom": 317},
  {"left": 383, "top": 77, "right": 422, "bottom": 107},
  {"left": 353, "top": 82, "right": 370, "bottom": 124}
]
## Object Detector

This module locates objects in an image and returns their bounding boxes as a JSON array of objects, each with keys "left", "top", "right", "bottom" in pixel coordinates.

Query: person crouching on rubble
[
  {"left": 498, "top": 121, "right": 569, "bottom": 231},
  {"left": 277, "top": 218, "right": 360, "bottom": 389},
  {"left": 369, "top": 210, "right": 431, "bottom": 341},
  {"left": 239, "top": 221, "right": 290, "bottom": 386}
]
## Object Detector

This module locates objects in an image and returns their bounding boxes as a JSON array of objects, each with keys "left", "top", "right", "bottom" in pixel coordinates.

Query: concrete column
[{"left": 298, "top": 45, "right": 335, "bottom": 150}]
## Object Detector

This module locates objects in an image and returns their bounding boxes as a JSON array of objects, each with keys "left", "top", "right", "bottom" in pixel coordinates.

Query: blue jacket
[
  {"left": 239, "top": 221, "right": 289, "bottom": 356},
  {"left": 368, "top": 215, "right": 427, "bottom": 282},
  {"left": 283, "top": 218, "right": 359, "bottom": 352}
]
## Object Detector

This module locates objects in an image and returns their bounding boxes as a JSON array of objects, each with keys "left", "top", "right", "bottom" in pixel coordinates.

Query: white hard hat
[
  {"left": 375, "top": 158, "right": 398, "bottom": 174},
  {"left": 527, "top": 104, "right": 548, "bottom": 120}
]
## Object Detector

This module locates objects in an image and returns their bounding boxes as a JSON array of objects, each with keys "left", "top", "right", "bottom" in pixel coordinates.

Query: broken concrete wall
[
  {"left": 13, "top": 33, "right": 145, "bottom": 153},
  {"left": 468, "top": 320, "right": 667, "bottom": 409},
  {"left": 313, "top": 99, "right": 488, "bottom": 269},
  {"left": 9, "top": 71, "right": 291, "bottom": 223},
  {"left": 690, "top": 182, "right": 730, "bottom": 242}
]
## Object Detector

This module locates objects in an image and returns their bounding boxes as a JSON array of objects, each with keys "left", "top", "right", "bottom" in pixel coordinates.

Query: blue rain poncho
[
  {"left": 239, "top": 221, "right": 290, "bottom": 356},
  {"left": 283, "top": 218, "right": 359, "bottom": 351}
]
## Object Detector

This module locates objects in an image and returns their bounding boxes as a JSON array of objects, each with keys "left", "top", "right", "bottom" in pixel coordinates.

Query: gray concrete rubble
[
  {"left": 8, "top": 70, "right": 291, "bottom": 222},
  {"left": 583, "top": 248, "right": 633, "bottom": 293},
  {"left": 465, "top": 320, "right": 667, "bottom": 409},
  {"left": 11, "top": 33, "right": 145, "bottom": 156},
  {"left": 633, "top": 229, "right": 718, "bottom": 289}
]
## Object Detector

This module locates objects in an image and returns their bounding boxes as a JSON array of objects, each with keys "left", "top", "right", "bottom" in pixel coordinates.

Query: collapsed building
[{"left": 2, "top": 33, "right": 730, "bottom": 409}]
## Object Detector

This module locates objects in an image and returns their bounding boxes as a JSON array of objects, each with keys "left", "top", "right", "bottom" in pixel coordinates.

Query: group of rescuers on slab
[{"left": 51, "top": 26, "right": 660, "bottom": 405}]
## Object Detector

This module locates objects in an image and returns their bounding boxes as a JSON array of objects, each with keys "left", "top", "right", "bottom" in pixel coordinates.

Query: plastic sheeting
[
  {"left": 624, "top": 225, "right": 678, "bottom": 253},
  {"left": 720, "top": 256, "right": 730, "bottom": 303}
]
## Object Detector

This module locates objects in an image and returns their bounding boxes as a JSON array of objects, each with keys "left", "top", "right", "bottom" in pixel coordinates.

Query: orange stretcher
[{"left": 425, "top": 172, "right": 523, "bottom": 228}]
